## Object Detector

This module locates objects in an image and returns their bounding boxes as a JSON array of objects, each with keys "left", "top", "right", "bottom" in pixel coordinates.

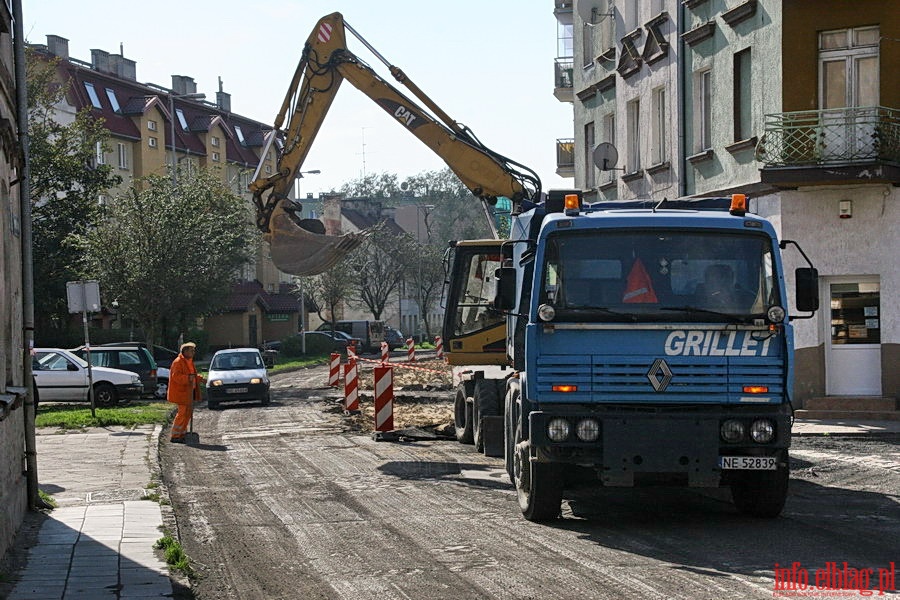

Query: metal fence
[
  {"left": 756, "top": 106, "right": 900, "bottom": 167},
  {"left": 556, "top": 138, "right": 575, "bottom": 170}
]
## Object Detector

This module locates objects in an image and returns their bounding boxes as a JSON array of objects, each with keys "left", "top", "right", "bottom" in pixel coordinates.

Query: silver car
[{"left": 206, "top": 348, "right": 270, "bottom": 410}]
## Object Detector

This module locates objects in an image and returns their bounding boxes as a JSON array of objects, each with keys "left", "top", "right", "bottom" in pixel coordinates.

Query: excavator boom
[{"left": 250, "top": 12, "right": 540, "bottom": 276}]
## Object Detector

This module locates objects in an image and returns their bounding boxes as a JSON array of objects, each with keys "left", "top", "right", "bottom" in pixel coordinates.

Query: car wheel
[
  {"left": 94, "top": 383, "right": 117, "bottom": 407},
  {"left": 208, "top": 400, "right": 220, "bottom": 410},
  {"left": 155, "top": 378, "right": 168, "bottom": 400},
  {"left": 261, "top": 393, "right": 271, "bottom": 406}
]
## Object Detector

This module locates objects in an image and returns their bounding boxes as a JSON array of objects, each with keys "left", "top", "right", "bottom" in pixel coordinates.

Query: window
[
  {"left": 584, "top": 121, "right": 596, "bottom": 188},
  {"left": 818, "top": 26, "right": 879, "bottom": 109},
  {"left": 84, "top": 82, "right": 102, "bottom": 108},
  {"left": 176, "top": 108, "right": 189, "bottom": 131},
  {"left": 95, "top": 141, "right": 105, "bottom": 165},
  {"left": 694, "top": 69, "right": 712, "bottom": 152},
  {"left": 212, "top": 152, "right": 220, "bottom": 162},
  {"left": 651, "top": 87, "right": 667, "bottom": 164},
  {"left": 733, "top": 49, "right": 752, "bottom": 141},
  {"left": 117, "top": 143, "right": 128, "bottom": 169},
  {"left": 601, "top": 113, "right": 615, "bottom": 184},
  {"left": 105, "top": 88, "right": 120, "bottom": 113},
  {"left": 148, "top": 120, "right": 157, "bottom": 131},
  {"left": 626, "top": 99, "right": 641, "bottom": 172},
  {"left": 148, "top": 137, "right": 157, "bottom": 148},
  {"left": 234, "top": 125, "right": 245, "bottom": 144},
  {"left": 211, "top": 136, "right": 220, "bottom": 147},
  {"left": 98, "top": 194, "right": 107, "bottom": 206}
]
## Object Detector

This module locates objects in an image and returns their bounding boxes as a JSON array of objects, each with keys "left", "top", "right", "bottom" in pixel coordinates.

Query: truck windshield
[{"left": 539, "top": 230, "right": 779, "bottom": 323}]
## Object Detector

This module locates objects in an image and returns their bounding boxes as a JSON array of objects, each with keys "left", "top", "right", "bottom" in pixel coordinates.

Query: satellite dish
[
  {"left": 592, "top": 142, "right": 620, "bottom": 171},
  {"left": 577, "top": 0, "right": 611, "bottom": 25},
  {"left": 399, "top": 181, "right": 410, "bottom": 191}
]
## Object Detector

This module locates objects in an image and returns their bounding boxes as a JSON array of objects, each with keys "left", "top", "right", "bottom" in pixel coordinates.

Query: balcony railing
[
  {"left": 756, "top": 106, "right": 900, "bottom": 167},
  {"left": 554, "top": 58, "right": 574, "bottom": 90},
  {"left": 556, "top": 138, "right": 575, "bottom": 176}
]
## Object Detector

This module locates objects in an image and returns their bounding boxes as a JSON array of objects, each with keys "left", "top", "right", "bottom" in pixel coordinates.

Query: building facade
[
  {"left": 562, "top": 0, "right": 898, "bottom": 406},
  {"left": 32, "top": 35, "right": 299, "bottom": 348}
]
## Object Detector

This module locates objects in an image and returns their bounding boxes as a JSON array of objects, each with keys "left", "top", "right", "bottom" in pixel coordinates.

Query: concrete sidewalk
[
  {"left": 791, "top": 418, "right": 900, "bottom": 436},
  {"left": 2, "top": 424, "right": 177, "bottom": 600}
]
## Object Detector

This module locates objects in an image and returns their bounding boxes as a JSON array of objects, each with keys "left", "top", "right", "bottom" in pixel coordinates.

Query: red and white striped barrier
[
  {"left": 406, "top": 338, "right": 416, "bottom": 362},
  {"left": 344, "top": 357, "right": 359, "bottom": 412},
  {"left": 434, "top": 336, "right": 443, "bottom": 359},
  {"left": 380, "top": 341, "right": 389, "bottom": 364},
  {"left": 328, "top": 352, "right": 341, "bottom": 387},
  {"left": 374, "top": 366, "right": 393, "bottom": 433}
]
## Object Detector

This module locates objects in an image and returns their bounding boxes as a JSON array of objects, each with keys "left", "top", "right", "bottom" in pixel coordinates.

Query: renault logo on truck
[{"left": 647, "top": 358, "right": 673, "bottom": 392}]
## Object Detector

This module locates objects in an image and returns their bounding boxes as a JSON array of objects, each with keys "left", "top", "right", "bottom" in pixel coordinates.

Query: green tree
[
  {"left": 27, "top": 49, "right": 121, "bottom": 334},
  {"left": 405, "top": 241, "right": 446, "bottom": 341},
  {"left": 339, "top": 172, "right": 399, "bottom": 199},
  {"left": 78, "top": 172, "right": 255, "bottom": 347},
  {"left": 403, "top": 168, "right": 493, "bottom": 243},
  {"left": 306, "top": 258, "right": 356, "bottom": 326},
  {"left": 348, "top": 223, "right": 414, "bottom": 321}
]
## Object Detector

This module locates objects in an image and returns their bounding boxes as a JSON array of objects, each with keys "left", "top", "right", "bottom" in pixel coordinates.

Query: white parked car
[
  {"left": 32, "top": 348, "right": 144, "bottom": 408},
  {"left": 206, "top": 348, "right": 270, "bottom": 410}
]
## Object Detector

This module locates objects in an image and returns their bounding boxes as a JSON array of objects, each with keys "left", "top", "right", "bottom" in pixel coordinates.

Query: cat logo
[{"left": 376, "top": 99, "right": 425, "bottom": 130}]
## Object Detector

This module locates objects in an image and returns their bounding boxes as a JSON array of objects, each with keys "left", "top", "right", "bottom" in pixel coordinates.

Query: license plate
[
  {"left": 226, "top": 387, "right": 248, "bottom": 394},
  {"left": 719, "top": 456, "right": 777, "bottom": 470}
]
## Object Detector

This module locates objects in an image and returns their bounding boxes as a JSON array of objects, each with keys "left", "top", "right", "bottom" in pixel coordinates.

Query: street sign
[{"left": 66, "top": 281, "right": 101, "bottom": 314}]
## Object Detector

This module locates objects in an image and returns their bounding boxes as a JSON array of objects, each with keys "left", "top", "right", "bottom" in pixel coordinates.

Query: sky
[{"left": 24, "top": 0, "right": 575, "bottom": 197}]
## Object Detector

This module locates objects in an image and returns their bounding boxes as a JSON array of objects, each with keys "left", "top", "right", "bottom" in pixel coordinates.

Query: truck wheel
[
  {"left": 513, "top": 420, "right": 563, "bottom": 521},
  {"left": 473, "top": 379, "right": 499, "bottom": 453},
  {"left": 453, "top": 385, "right": 473, "bottom": 444},
  {"left": 94, "top": 383, "right": 117, "bottom": 407},
  {"left": 504, "top": 383, "right": 520, "bottom": 480},
  {"left": 731, "top": 454, "right": 789, "bottom": 518}
]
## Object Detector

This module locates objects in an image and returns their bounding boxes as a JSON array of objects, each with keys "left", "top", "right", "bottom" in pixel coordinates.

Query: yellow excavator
[{"left": 248, "top": 12, "right": 541, "bottom": 276}]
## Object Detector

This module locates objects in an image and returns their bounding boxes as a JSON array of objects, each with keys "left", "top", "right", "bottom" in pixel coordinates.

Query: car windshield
[
  {"left": 539, "top": 229, "right": 780, "bottom": 323},
  {"left": 35, "top": 350, "right": 86, "bottom": 370},
  {"left": 211, "top": 352, "right": 263, "bottom": 370}
]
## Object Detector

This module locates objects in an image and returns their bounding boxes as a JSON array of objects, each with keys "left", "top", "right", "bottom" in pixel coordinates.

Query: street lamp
[{"left": 169, "top": 92, "right": 206, "bottom": 185}]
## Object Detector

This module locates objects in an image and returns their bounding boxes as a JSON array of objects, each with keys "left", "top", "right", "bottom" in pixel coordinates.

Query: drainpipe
[
  {"left": 677, "top": 0, "right": 688, "bottom": 198},
  {"left": 13, "top": 0, "right": 43, "bottom": 510}
]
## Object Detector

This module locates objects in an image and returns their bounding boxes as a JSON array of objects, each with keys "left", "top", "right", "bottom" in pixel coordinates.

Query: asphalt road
[{"left": 160, "top": 365, "right": 900, "bottom": 600}]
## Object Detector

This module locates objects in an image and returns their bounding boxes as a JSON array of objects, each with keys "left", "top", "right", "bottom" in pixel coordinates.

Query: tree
[
  {"left": 78, "top": 172, "right": 255, "bottom": 347},
  {"left": 405, "top": 241, "right": 446, "bottom": 341},
  {"left": 27, "top": 49, "right": 121, "bottom": 334},
  {"left": 339, "top": 172, "right": 399, "bottom": 199},
  {"left": 306, "top": 258, "right": 357, "bottom": 326},
  {"left": 403, "top": 169, "right": 493, "bottom": 244},
  {"left": 348, "top": 223, "right": 414, "bottom": 321}
]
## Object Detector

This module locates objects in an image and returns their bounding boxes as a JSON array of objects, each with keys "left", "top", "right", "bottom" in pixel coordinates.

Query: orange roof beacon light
[
  {"left": 564, "top": 194, "right": 580, "bottom": 216},
  {"left": 729, "top": 193, "right": 747, "bottom": 216}
]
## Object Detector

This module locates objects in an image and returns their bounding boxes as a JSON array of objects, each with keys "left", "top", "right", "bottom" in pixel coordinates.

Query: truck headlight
[
  {"left": 750, "top": 419, "right": 775, "bottom": 443},
  {"left": 576, "top": 419, "right": 599, "bottom": 442},
  {"left": 547, "top": 418, "right": 570, "bottom": 442},
  {"left": 767, "top": 305, "right": 786, "bottom": 323},
  {"left": 720, "top": 419, "right": 745, "bottom": 443},
  {"left": 538, "top": 304, "right": 556, "bottom": 322}
]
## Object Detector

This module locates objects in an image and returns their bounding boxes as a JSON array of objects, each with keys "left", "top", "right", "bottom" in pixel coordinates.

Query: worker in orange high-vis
[
  {"left": 167, "top": 342, "right": 204, "bottom": 443},
  {"left": 622, "top": 257, "right": 659, "bottom": 303}
]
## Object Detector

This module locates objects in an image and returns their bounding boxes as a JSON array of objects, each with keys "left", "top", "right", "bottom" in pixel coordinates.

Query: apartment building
[
  {"left": 559, "top": 0, "right": 898, "bottom": 408},
  {"left": 32, "top": 35, "right": 302, "bottom": 348}
]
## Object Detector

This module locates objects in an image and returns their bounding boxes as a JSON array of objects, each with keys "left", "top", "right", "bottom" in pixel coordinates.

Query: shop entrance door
[{"left": 825, "top": 278, "right": 881, "bottom": 396}]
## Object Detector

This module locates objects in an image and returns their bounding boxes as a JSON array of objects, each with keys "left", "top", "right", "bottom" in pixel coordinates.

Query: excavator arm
[{"left": 249, "top": 12, "right": 541, "bottom": 276}]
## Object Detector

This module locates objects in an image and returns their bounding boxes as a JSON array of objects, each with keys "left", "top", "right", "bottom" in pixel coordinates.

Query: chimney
[
  {"left": 91, "top": 49, "right": 110, "bottom": 73},
  {"left": 108, "top": 54, "right": 122, "bottom": 77},
  {"left": 46, "top": 35, "right": 69, "bottom": 59},
  {"left": 171, "top": 75, "right": 196, "bottom": 95},
  {"left": 121, "top": 57, "right": 136, "bottom": 81},
  {"left": 216, "top": 76, "right": 231, "bottom": 112}
]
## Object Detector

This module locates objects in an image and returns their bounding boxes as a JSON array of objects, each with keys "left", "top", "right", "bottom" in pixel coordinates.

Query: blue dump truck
[{"left": 442, "top": 192, "right": 819, "bottom": 522}]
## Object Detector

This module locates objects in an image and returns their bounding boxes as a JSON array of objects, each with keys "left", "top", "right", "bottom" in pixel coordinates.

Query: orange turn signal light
[
  {"left": 742, "top": 385, "right": 769, "bottom": 394},
  {"left": 552, "top": 385, "right": 578, "bottom": 393},
  {"left": 730, "top": 193, "right": 747, "bottom": 216}
]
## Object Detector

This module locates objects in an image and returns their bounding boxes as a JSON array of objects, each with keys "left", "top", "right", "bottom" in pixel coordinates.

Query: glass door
[{"left": 826, "top": 279, "right": 881, "bottom": 396}]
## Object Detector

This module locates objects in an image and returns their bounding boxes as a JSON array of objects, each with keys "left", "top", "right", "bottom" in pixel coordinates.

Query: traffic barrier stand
[
  {"left": 380, "top": 341, "right": 389, "bottom": 364},
  {"left": 406, "top": 338, "right": 416, "bottom": 362},
  {"left": 344, "top": 356, "right": 359, "bottom": 414},
  {"left": 372, "top": 365, "right": 394, "bottom": 439},
  {"left": 328, "top": 352, "right": 341, "bottom": 387},
  {"left": 434, "top": 336, "right": 443, "bottom": 359}
]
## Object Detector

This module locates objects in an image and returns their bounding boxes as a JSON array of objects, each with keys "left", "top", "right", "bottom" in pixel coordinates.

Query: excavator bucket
[{"left": 264, "top": 201, "right": 367, "bottom": 276}]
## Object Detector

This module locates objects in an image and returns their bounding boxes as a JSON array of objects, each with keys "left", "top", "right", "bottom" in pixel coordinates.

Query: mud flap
[{"left": 480, "top": 416, "right": 504, "bottom": 457}]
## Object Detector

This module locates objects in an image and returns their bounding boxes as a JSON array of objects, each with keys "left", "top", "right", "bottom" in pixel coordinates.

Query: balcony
[
  {"left": 554, "top": 58, "right": 574, "bottom": 102},
  {"left": 556, "top": 138, "right": 575, "bottom": 178},
  {"left": 554, "top": 0, "right": 573, "bottom": 25},
  {"left": 756, "top": 106, "right": 900, "bottom": 186}
]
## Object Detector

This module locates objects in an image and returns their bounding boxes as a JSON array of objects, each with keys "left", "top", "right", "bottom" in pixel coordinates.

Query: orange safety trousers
[{"left": 170, "top": 401, "right": 194, "bottom": 440}]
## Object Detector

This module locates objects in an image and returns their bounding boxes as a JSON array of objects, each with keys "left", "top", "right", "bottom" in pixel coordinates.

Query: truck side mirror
[
  {"left": 795, "top": 267, "right": 819, "bottom": 313},
  {"left": 495, "top": 266, "right": 517, "bottom": 310}
]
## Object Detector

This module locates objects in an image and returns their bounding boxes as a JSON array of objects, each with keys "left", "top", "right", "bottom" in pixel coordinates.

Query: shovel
[{"left": 184, "top": 411, "right": 200, "bottom": 446}]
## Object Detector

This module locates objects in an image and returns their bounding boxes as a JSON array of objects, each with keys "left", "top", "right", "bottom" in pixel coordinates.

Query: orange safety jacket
[{"left": 167, "top": 354, "right": 201, "bottom": 405}]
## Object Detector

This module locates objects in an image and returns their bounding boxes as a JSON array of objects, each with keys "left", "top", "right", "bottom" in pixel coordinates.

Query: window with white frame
[
  {"left": 584, "top": 121, "right": 596, "bottom": 188},
  {"left": 626, "top": 99, "right": 641, "bottom": 172},
  {"left": 234, "top": 125, "right": 245, "bottom": 144},
  {"left": 211, "top": 136, "right": 220, "bottom": 147},
  {"left": 84, "top": 82, "right": 102, "bottom": 108},
  {"left": 651, "top": 86, "right": 667, "bottom": 165},
  {"left": 176, "top": 108, "right": 189, "bottom": 131},
  {"left": 117, "top": 143, "right": 128, "bottom": 169},
  {"left": 733, "top": 49, "right": 752, "bottom": 141},
  {"left": 95, "top": 141, "right": 105, "bottom": 165},
  {"left": 693, "top": 69, "right": 712, "bottom": 152},
  {"left": 105, "top": 88, "right": 120, "bottom": 113},
  {"left": 148, "top": 137, "right": 157, "bottom": 148},
  {"left": 148, "top": 120, "right": 157, "bottom": 131},
  {"left": 212, "top": 151, "right": 220, "bottom": 162},
  {"left": 819, "top": 26, "right": 879, "bottom": 109}
]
